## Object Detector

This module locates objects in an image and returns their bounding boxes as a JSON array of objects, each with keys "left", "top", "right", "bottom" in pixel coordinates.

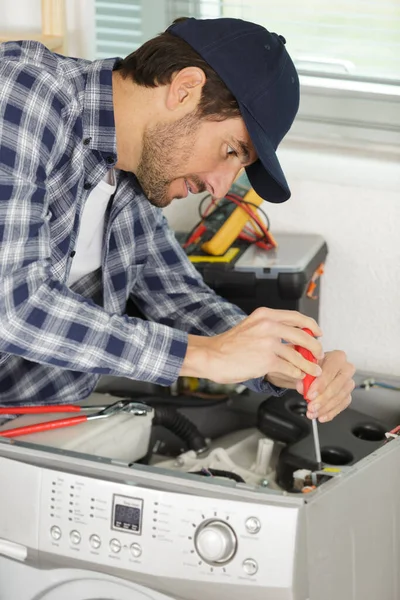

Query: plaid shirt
[{"left": 0, "top": 41, "right": 278, "bottom": 403}]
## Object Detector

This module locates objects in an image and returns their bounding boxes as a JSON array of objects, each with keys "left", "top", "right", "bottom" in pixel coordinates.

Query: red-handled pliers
[
  {"left": 0, "top": 400, "right": 151, "bottom": 438},
  {"left": 295, "top": 328, "right": 323, "bottom": 469}
]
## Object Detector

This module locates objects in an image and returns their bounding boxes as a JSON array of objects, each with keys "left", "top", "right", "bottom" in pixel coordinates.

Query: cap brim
[{"left": 240, "top": 103, "right": 291, "bottom": 203}]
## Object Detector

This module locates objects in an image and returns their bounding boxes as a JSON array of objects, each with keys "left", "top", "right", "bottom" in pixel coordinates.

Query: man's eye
[{"left": 227, "top": 146, "right": 238, "bottom": 157}]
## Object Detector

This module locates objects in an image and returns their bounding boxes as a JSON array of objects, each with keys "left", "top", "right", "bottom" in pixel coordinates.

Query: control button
[
  {"left": 243, "top": 558, "right": 258, "bottom": 576},
  {"left": 245, "top": 517, "right": 261, "bottom": 534},
  {"left": 130, "top": 542, "right": 142, "bottom": 558},
  {"left": 109, "top": 538, "right": 122, "bottom": 553},
  {"left": 90, "top": 534, "right": 101, "bottom": 550},
  {"left": 195, "top": 520, "right": 237, "bottom": 565},
  {"left": 50, "top": 525, "right": 62, "bottom": 541},
  {"left": 70, "top": 530, "right": 81, "bottom": 545}
]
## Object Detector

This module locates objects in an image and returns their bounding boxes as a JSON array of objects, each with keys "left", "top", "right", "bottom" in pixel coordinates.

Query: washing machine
[{"left": 0, "top": 372, "right": 399, "bottom": 600}]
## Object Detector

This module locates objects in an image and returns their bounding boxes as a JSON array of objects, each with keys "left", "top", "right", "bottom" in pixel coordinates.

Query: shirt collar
[{"left": 82, "top": 58, "right": 119, "bottom": 161}]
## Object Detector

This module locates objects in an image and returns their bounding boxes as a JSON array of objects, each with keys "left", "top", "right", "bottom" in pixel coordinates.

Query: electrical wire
[
  {"left": 191, "top": 468, "right": 246, "bottom": 483},
  {"left": 236, "top": 199, "right": 271, "bottom": 232},
  {"left": 224, "top": 194, "right": 275, "bottom": 248},
  {"left": 183, "top": 190, "right": 274, "bottom": 252},
  {"left": 182, "top": 195, "right": 224, "bottom": 248},
  {"left": 199, "top": 195, "right": 271, "bottom": 233},
  {"left": 200, "top": 196, "right": 270, "bottom": 243},
  {"left": 198, "top": 193, "right": 215, "bottom": 219}
]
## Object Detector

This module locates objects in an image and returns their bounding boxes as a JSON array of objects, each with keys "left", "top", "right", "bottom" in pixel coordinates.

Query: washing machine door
[
  {"left": 36, "top": 577, "right": 174, "bottom": 600},
  {"left": 0, "top": 557, "right": 176, "bottom": 600}
]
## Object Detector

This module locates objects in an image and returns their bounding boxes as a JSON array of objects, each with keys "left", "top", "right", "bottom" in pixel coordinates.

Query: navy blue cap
[{"left": 168, "top": 18, "right": 300, "bottom": 203}]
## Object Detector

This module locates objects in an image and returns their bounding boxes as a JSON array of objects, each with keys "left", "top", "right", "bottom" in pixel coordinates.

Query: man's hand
[
  {"left": 267, "top": 350, "right": 356, "bottom": 422},
  {"left": 181, "top": 307, "right": 324, "bottom": 384}
]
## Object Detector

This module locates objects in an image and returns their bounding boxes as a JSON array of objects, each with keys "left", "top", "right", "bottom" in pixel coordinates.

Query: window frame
[{"left": 292, "top": 75, "right": 400, "bottom": 152}]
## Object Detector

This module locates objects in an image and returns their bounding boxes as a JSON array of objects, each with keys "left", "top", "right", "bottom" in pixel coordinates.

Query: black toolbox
[{"left": 189, "top": 232, "right": 328, "bottom": 322}]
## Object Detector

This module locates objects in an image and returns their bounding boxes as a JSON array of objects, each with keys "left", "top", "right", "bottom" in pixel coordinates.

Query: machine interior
[{"left": 1, "top": 371, "right": 398, "bottom": 497}]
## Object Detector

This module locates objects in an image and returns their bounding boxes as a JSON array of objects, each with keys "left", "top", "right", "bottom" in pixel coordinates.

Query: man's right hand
[{"left": 180, "top": 307, "right": 324, "bottom": 385}]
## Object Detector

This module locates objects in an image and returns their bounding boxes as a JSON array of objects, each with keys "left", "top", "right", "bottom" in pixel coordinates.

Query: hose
[
  {"left": 152, "top": 406, "right": 208, "bottom": 454},
  {"left": 111, "top": 392, "right": 228, "bottom": 408}
]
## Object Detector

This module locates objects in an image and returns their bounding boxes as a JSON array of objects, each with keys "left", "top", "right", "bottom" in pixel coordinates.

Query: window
[
  {"left": 94, "top": 0, "right": 400, "bottom": 149},
  {"left": 94, "top": 0, "right": 168, "bottom": 58},
  {"left": 194, "top": 0, "right": 400, "bottom": 82},
  {"left": 94, "top": 0, "right": 142, "bottom": 58}
]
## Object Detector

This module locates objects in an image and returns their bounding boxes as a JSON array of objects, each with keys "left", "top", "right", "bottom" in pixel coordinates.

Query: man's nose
[{"left": 209, "top": 164, "right": 243, "bottom": 200}]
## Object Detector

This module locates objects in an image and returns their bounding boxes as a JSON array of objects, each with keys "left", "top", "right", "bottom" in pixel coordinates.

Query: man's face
[{"left": 136, "top": 112, "right": 257, "bottom": 208}]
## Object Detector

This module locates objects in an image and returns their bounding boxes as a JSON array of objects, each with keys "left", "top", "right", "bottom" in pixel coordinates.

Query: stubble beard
[{"left": 136, "top": 112, "right": 203, "bottom": 208}]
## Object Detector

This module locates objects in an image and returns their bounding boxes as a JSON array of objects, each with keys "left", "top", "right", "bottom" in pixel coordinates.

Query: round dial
[{"left": 194, "top": 519, "right": 237, "bottom": 565}]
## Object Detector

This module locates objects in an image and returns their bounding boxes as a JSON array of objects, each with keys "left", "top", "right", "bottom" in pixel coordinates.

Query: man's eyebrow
[{"left": 234, "top": 139, "right": 251, "bottom": 164}]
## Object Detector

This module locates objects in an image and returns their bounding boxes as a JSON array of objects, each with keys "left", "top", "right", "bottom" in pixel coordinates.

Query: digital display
[{"left": 112, "top": 495, "right": 143, "bottom": 534}]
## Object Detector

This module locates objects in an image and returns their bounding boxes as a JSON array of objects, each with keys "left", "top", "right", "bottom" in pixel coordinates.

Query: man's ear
[{"left": 165, "top": 67, "right": 206, "bottom": 113}]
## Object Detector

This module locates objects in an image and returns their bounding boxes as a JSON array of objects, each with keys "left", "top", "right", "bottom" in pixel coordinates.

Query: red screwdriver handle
[{"left": 295, "top": 328, "right": 317, "bottom": 402}]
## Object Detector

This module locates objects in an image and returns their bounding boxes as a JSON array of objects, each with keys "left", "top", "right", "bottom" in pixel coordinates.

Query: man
[{"left": 0, "top": 17, "right": 354, "bottom": 420}]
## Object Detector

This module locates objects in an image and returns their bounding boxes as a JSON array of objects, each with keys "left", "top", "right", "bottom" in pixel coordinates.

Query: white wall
[
  {"left": 164, "top": 144, "right": 400, "bottom": 376},
  {"left": 0, "top": 0, "right": 41, "bottom": 30}
]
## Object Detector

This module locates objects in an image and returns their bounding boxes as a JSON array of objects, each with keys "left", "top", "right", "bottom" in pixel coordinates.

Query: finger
[
  {"left": 316, "top": 394, "right": 352, "bottom": 423},
  {"left": 296, "top": 380, "right": 304, "bottom": 395},
  {"left": 308, "top": 379, "right": 355, "bottom": 421},
  {"left": 275, "top": 325, "right": 324, "bottom": 360},
  {"left": 277, "top": 344, "right": 323, "bottom": 378},
  {"left": 307, "top": 389, "right": 351, "bottom": 421},
  {"left": 265, "top": 356, "right": 309, "bottom": 382},
  {"left": 264, "top": 308, "right": 323, "bottom": 338},
  {"left": 308, "top": 364, "right": 356, "bottom": 404},
  {"left": 307, "top": 355, "right": 356, "bottom": 400},
  {"left": 310, "top": 375, "right": 355, "bottom": 412}
]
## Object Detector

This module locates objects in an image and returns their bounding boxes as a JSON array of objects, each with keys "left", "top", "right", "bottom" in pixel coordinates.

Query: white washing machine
[
  {"left": 0, "top": 438, "right": 306, "bottom": 600},
  {"left": 0, "top": 373, "right": 400, "bottom": 600}
]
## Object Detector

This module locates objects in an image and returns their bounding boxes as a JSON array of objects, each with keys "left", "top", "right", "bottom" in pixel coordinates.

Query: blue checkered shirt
[{"left": 0, "top": 41, "right": 279, "bottom": 403}]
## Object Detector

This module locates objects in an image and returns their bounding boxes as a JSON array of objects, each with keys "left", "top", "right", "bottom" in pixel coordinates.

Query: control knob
[{"left": 194, "top": 519, "right": 237, "bottom": 565}]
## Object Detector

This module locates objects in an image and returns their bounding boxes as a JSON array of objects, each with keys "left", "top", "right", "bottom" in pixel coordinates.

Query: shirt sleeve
[
  {"left": 130, "top": 213, "right": 284, "bottom": 396},
  {"left": 0, "top": 61, "right": 187, "bottom": 386}
]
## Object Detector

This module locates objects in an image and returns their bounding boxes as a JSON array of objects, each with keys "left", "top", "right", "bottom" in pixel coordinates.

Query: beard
[{"left": 136, "top": 112, "right": 206, "bottom": 208}]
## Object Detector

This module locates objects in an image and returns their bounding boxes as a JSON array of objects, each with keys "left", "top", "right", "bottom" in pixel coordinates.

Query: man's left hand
[{"left": 266, "top": 350, "right": 356, "bottom": 422}]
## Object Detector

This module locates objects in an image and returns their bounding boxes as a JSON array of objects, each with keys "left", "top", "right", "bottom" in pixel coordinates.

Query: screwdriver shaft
[{"left": 311, "top": 418, "right": 322, "bottom": 470}]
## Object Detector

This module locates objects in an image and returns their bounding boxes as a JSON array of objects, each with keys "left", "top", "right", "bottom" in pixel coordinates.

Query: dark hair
[{"left": 115, "top": 18, "right": 240, "bottom": 121}]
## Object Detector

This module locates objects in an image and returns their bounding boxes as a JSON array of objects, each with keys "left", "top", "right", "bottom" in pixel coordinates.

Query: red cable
[
  {"left": 225, "top": 194, "right": 271, "bottom": 241},
  {"left": 225, "top": 193, "right": 269, "bottom": 236},
  {"left": 183, "top": 197, "right": 220, "bottom": 248},
  {"left": 238, "top": 232, "right": 274, "bottom": 250},
  {"left": 182, "top": 223, "right": 207, "bottom": 248},
  {"left": 194, "top": 193, "right": 275, "bottom": 251}
]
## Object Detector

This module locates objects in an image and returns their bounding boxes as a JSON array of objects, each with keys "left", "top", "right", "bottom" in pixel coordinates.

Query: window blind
[{"left": 94, "top": 0, "right": 143, "bottom": 59}]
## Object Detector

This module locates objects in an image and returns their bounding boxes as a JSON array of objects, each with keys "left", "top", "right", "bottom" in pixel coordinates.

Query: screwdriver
[{"left": 295, "top": 328, "right": 323, "bottom": 470}]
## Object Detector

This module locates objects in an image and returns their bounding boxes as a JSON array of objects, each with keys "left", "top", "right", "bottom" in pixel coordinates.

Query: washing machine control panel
[{"left": 38, "top": 468, "right": 299, "bottom": 587}]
